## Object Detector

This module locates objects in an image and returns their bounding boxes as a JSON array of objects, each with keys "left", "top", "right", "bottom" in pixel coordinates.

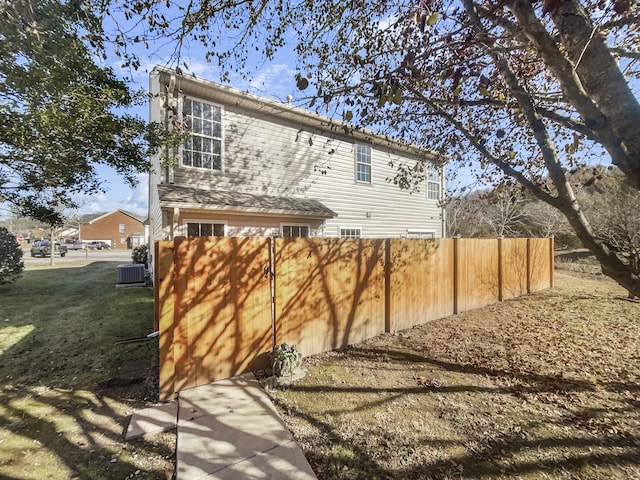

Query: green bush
[
  {"left": 270, "top": 343, "right": 302, "bottom": 377},
  {"left": 131, "top": 244, "right": 148, "bottom": 265},
  {"left": 0, "top": 227, "right": 24, "bottom": 284}
]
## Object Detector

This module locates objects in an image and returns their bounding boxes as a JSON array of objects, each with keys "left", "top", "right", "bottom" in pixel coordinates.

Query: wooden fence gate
[{"left": 155, "top": 237, "right": 553, "bottom": 400}]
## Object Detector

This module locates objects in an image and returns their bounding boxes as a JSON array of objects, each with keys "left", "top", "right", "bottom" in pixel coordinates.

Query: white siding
[{"left": 149, "top": 69, "right": 444, "bottom": 241}]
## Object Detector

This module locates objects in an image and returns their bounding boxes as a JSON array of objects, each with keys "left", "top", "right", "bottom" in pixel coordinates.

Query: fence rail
[{"left": 155, "top": 237, "right": 553, "bottom": 400}]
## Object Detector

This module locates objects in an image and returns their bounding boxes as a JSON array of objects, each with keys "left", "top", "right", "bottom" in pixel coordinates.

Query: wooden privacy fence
[{"left": 155, "top": 237, "right": 553, "bottom": 400}]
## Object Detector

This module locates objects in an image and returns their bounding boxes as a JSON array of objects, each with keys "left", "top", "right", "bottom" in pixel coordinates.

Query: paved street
[{"left": 22, "top": 246, "right": 134, "bottom": 268}]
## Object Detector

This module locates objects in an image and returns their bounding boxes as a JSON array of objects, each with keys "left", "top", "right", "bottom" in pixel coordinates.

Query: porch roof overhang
[{"left": 157, "top": 184, "right": 338, "bottom": 219}]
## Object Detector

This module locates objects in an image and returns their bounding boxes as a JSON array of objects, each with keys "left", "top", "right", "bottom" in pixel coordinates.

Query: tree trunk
[
  {"left": 507, "top": 0, "right": 636, "bottom": 188},
  {"left": 551, "top": 0, "right": 640, "bottom": 189}
]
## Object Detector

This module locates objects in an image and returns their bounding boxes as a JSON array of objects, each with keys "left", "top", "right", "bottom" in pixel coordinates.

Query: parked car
[
  {"left": 30, "top": 240, "right": 68, "bottom": 257},
  {"left": 70, "top": 242, "right": 86, "bottom": 250},
  {"left": 87, "top": 241, "right": 112, "bottom": 250}
]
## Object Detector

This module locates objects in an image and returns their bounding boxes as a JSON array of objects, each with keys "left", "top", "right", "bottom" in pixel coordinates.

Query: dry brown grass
[{"left": 266, "top": 270, "right": 640, "bottom": 479}]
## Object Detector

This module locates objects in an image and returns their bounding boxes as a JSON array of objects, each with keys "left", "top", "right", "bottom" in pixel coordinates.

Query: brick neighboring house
[{"left": 79, "top": 210, "right": 146, "bottom": 249}]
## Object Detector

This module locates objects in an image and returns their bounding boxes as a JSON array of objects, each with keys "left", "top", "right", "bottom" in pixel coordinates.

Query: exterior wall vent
[{"left": 117, "top": 264, "right": 145, "bottom": 284}]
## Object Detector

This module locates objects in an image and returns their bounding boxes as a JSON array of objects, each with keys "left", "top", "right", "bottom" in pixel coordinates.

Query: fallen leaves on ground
[{"left": 267, "top": 271, "right": 640, "bottom": 480}]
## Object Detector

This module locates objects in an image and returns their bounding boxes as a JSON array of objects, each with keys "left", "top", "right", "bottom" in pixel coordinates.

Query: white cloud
[{"left": 242, "top": 63, "right": 297, "bottom": 101}]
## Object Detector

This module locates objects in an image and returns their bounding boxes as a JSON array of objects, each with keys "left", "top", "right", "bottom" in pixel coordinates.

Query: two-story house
[{"left": 148, "top": 66, "right": 445, "bottom": 243}]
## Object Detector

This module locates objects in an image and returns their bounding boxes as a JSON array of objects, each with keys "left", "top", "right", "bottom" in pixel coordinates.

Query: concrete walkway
[{"left": 126, "top": 373, "right": 317, "bottom": 480}]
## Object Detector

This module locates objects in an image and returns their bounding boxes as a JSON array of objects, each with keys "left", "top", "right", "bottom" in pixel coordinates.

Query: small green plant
[
  {"left": 270, "top": 343, "right": 302, "bottom": 377},
  {"left": 0, "top": 227, "right": 24, "bottom": 284},
  {"left": 131, "top": 244, "right": 148, "bottom": 265}
]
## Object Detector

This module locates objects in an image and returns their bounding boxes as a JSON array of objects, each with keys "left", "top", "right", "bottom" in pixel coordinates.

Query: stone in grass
[{"left": 261, "top": 368, "right": 308, "bottom": 389}]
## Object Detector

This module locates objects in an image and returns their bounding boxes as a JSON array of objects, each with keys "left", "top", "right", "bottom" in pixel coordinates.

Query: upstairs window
[
  {"left": 340, "top": 227, "right": 362, "bottom": 238},
  {"left": 427, "top": 165, "right": 441, "bottom": 200},
  {"left": 355, "top": 144, "right": 371, "bottom": 183},
  {"left": 187, "top": 222, "right": 226, "bottom": 237},
  {"left": 119, "top": 224, "right": 126, "bottom": 233},
  {"left": 183, "top": 98, "right": 223, "bottom": 171}
]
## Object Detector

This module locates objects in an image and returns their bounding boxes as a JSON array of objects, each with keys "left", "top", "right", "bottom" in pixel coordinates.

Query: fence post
[
  {"left": 526, "top": 238, "right": 532, "bottom": 294},
  {"left": 549, "top": 237, "right": 555, "bottom": 288},
  {"left": 270, "top": 237, "right": 277, "bottom": 350},
  {"left": 453, "top": 236, "right": 459, "bottom": 314},
  {"left": 384, "top": 238, "right": 391, "bottom": 333}
]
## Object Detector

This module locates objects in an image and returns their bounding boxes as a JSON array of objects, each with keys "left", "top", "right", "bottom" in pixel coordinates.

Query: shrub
[
  {"left": 131, "top": 244, "right": 148, "bottom": 265},
  {"left": 270, "top": 343, "right": 302, "bottom": 377},
  {"left": 0, "top": 227, "right": 24, "bottom": 284}
]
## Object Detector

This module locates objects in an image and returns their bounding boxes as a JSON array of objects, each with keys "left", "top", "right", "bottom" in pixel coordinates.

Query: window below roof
[
  {"left": 182, "top": 98, "right": 223, "bottom": 171},
  {"left": 427, "top": 165, "right": 441, "bottom": 201},
  {"left": 186, "top": 221, "right": 226, "bottom": 237},
  {"left": 281, "top": 224, "right": 310, "bottom": 238},
  {"left": 355, "top": 144, "right": 371, "bottom": 183}
]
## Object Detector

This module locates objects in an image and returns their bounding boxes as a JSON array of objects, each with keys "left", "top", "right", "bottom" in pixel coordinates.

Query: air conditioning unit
[{"left": 117, "top": 264, "right": 146, "bottom": 285}]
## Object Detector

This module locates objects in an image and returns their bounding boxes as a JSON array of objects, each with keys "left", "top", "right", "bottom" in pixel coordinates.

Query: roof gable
[{"left": 81, "top": 210, "right": 146, "bottom": 225}]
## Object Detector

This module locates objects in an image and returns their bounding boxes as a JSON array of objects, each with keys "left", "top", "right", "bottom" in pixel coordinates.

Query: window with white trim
[
  {"left": 183, "top": 98, "right": 223, "bottom": 171},
  {"left": 340, "top": 227, "right": 362, "bottom": 238},
  {"left": 427, "top": 165, "right": 441, "bottom": 200},
  {"left": 119, "top": 224, "right": 126, "bottom": 233},
  {"left": 282, "top": 224, "right": 310, "bottom": 237},
  {"left": 186, "top": 222, "right": 226, "bottom": 237},
  {"left": 355, "top": 144, "right": 371, "bottom": 183},
  {"left": 407, "top": 229, "right": 436, "bottom": 239}
]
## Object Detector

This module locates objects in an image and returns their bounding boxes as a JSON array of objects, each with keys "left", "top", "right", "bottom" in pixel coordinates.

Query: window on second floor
[
  {"left": 183, "top": 98, "right": 223, "bottom": 171},
  {"left": 119, "top": 224, "right": 126, "bottom": 233},
  {"left": 427, "top": 165, "right": 441, "bottom": 201},
  {"left": 282, "top": 224, "right": 310, "bottom": 238},
  {"left": 186, "top": 222, "right": 226, "bottom": 237},
  {"left": 355, "top": 144, "right": 371, "bottom": 183}
]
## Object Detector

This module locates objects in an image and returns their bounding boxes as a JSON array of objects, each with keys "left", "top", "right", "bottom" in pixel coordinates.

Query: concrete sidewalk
[{"left": 128, "top": 373, "right": 317, "bottom": 480}]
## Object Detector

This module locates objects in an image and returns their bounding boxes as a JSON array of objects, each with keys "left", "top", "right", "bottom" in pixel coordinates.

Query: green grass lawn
[{"left": 0, "top": 262, "right": 174, "bottom": 479}]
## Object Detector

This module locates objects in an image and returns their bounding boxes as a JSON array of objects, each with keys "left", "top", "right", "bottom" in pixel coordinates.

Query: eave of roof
[{"left": 157, "top": 184, "right": 338, "bottom": 219}]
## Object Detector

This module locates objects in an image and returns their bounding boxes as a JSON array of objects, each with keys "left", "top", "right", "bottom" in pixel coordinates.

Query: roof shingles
[{"left": 157, "top": 185, "right": 337, "bottom": 219}]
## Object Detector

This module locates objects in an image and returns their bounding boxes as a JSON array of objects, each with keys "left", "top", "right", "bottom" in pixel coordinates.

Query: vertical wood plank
[
  {"left": 453, "top": 237, "right": 459, "bottom": 314},
  {"left": 498, "top": 237, "right": 504, "bottom": 302}
]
